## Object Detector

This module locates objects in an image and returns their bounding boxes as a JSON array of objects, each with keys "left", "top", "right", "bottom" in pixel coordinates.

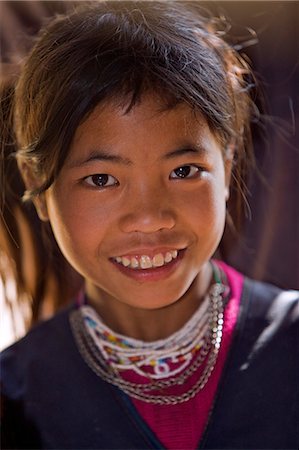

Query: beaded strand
[{"left": 70, "top": 269, "right": 227, "bottom": 404}]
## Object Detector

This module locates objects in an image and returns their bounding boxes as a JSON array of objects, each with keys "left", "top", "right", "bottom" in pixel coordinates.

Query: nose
[{"left": 119, "top": 186, "right": 176, "bottom": 234}]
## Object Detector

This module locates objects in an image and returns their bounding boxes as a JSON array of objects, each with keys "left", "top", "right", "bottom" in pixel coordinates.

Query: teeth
[
  {"left": 131, "top": 257, "right": 139, "bottom": 268},
  {"left": 115, "top": 250, "right": 181, "bottom": 270},
  {"left": 152, "top": 253, "right": 164, "bottom": 267},
  {"left": 140, "top": 255, "right": 152, "bottom": 269},
  {"left": 121, "top": 257, "right": 130, "bottom": 267},
  {"left": 164, "top": 252, "right": 172, "bottom": 263},
  {"left": 171, "top": 250, "right": 178, "bottom": 259}
]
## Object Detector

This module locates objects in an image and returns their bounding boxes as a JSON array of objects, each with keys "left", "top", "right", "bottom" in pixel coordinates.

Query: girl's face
[{"left": 42, "top": 95, "right": 231, "bottom": 314}]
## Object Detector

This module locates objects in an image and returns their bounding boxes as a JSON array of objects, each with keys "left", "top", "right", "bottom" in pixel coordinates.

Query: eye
[
  {"left": 84, "top": 174, "right": 118, "bottom": 188},
  {"left": 170, "top": 165, "right": 202, "bottom": 179}
]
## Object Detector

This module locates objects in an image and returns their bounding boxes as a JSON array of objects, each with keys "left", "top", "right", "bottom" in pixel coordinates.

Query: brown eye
[
  {"left": 170, "top": 165, "right": 201, "bottom": 179},
  {"left": 84, "top": 174, "right": 118, "bottom": 188}
]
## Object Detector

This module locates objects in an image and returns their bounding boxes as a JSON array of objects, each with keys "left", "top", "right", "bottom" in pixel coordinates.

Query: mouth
[
  {"left": 110, "top": 249, "right": 186, "bottom": 281},
  {"left": 113, "top": 249, "right": 180, "bottom": 270}
]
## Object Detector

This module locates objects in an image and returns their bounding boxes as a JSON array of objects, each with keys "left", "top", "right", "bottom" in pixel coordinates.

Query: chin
[{"left": 120, "top": 285, "right": 190, "bottom": 311}]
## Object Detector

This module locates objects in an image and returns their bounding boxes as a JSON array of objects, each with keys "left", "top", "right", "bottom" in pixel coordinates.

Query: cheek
[
  {"left": 178, "top": 180, "right": 227, "bottom": 233},
  {"left": 189, "top": 186, "right": 226, "bottom": 259},
  {"left": 45, "top": 188, "right": 110, "bottom": 267}
]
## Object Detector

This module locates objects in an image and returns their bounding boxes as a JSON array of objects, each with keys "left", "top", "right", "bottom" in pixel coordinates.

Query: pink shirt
[{"left": 128, "top": 262, "right": 244, "bottom": 449}]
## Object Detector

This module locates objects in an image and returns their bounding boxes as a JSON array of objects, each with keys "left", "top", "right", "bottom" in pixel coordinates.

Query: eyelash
[
  {"left": 83, "top": 165, "right": 204, "bottom": 189},
  {"left": 169, "top": 164, "right": 203, "bottom": 180},
  {"left": 83, "top": 174, "right": 119, "bottom": 188}
]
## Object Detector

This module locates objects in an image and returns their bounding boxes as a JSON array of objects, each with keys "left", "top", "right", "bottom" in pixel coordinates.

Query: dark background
[{"left": 209, "top": 1, "right": 299, "bottom": 289}]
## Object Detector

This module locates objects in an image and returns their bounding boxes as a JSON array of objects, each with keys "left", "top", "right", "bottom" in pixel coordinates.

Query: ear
[
  {"left": 17, "top": 158, "right": 49, "bottom": 222},
  {"left": 224, "top": 144, "right": 235, "bottom": 202}
]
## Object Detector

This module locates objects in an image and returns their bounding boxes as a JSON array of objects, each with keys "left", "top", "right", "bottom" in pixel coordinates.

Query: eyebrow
[
  {"left": 68, "top": 145, "right": 208, "bottom": 168},
  {"left": 68, "top": 150, "right": 132, "bottom": 168},
  {"left": 163, "top": 146, "right": 207, "bottom": 160}
]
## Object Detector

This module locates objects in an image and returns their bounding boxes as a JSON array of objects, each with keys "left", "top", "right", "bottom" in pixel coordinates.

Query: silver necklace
[
  {"left": 70, "top": 280, "right": 226, "bottom": 405},
  {"left": 79, "top": 292, "right": 210, "bottom": 379}
]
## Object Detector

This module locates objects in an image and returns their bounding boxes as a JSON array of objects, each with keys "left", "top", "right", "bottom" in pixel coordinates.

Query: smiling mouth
[{"left": 113, "top": 250, "right": 180, "bottom": 270}]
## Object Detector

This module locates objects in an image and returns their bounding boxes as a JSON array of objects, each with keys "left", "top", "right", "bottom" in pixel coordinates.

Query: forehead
[{"left": 68, "top": 94, "right": 221, "bottom": 165}]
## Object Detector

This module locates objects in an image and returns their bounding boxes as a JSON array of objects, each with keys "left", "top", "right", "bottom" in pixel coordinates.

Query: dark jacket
[{"left": 1, "top": 278, "right": 299, "bottom": 449}]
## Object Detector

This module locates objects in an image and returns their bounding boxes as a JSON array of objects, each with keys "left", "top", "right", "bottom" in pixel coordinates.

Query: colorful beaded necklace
[
  {"left": 70, "top": 263, "right": 228, "bottom": 404},
  {"left": 78, "top": 293, "right": 210, "bottom": 379}
]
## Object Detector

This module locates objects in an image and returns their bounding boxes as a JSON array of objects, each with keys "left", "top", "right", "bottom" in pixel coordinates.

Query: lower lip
[{"left": 110, "top": 250, "right": 185, "bottom": 282}]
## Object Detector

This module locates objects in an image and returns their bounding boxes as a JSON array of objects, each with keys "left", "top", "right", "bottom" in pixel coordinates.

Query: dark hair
[
  {"left": 2, "top": 0, "right": 257, "bottom": 327},
  {"left": 1, "top": 78, "right": 82, "bottom": 329},
  {"left": 0, "top": 0, "right": 82, "bottom": 330},
  {"left": 14, "top": 1, "right": 254, "bottom": 199}
]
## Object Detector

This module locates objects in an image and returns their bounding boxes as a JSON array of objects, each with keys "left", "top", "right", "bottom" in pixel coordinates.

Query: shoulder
[
  {"left": 219, "top": 260, "right": 299, "bottom": 371},
  {"left": 218, "top": 260, "right": 299, "bottom": 332},
  {"left": 1, "top": 303, "right": 75, "bottom": 357},
  {"left": 230, "top": 276, "right": 299, "bottom": 375},
  {"left": 203, "top": 276, "right": 299, "bottom": 448},
  {"left": 0, "top": 304, "right": 76, "bottom": 398},
  {"left": 241, "top": 277, "right": 299, "bottom": 331}
]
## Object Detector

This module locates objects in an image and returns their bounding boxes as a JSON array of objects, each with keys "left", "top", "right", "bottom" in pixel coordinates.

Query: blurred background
[
  {"left": 212, "top": 0, "right": 299, "bottom": 291},
  {"left": 0, "top": 1, "right": 298, "bottom": 349}
]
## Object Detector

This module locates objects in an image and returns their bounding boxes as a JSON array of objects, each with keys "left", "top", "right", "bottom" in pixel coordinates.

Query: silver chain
[{"left": 70, "top": 282, "right": 225, "bottom": 405}]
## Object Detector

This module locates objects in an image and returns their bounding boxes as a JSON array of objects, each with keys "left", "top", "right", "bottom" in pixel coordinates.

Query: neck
[{"left": 85, "top": 263, "right": 213, "bottom": 341}]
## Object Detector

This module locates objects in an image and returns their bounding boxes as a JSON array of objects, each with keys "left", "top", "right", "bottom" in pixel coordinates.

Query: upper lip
[{"left": 111, "top": 247, "right": 186, "bottom": 258}]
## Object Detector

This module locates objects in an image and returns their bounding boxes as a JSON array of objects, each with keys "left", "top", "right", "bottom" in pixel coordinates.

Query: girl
[{"left": 1, "top": 2, "right": 298, "bottom": 449}]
